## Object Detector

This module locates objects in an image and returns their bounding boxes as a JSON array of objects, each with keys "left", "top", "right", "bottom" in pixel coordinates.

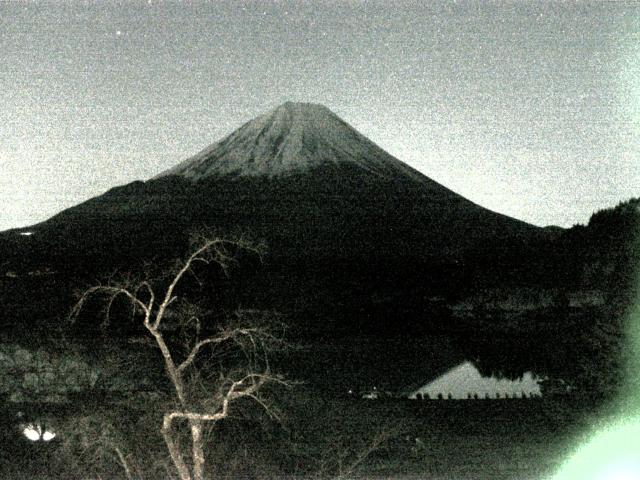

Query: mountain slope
[
  {"left": 156, "top": 101, "right": 427, "bottom": 182},
  {"left": 17, "top": 102, "right": 539, "bottom": 261},
  {"left": 1, "top": 102, "right": 545, "bottom": 337}
]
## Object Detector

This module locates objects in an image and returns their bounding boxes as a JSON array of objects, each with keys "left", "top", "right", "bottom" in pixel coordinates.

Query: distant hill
[{"left": 554, "top": 197, "right": 640, "bottom": 304}]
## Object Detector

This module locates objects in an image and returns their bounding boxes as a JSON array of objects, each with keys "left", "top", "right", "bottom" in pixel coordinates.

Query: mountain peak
[
  {"left": 275, "top": 101, "right": 333, "bottom": 114},
  {"left": 156, "top": 102, "right": 425, "bottom": 182}
]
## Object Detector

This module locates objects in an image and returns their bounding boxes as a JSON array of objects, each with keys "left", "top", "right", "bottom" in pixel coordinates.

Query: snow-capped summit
[{"left": 156, "top": 102, "right": 425, "bottom": 182}]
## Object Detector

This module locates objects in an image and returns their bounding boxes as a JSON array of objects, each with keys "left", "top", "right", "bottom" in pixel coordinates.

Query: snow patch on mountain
[{"left": 156, "top": 102, "right": 426, "bottom": 182}]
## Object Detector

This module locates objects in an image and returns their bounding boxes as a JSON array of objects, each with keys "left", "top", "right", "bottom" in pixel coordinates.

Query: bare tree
[
  {"left": 314, "top": 421, "right": 405, "bottom": 479},
  {"left": 59, "top": 412, "right": 141, "bottom": 480},
  {"left": 71, "top": 235, "right": 287, "bottom": 480}
]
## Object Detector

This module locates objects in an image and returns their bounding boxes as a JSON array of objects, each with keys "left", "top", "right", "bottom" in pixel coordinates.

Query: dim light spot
[{"left": 22, "top": 423, "right": 56, "bottom": 442}]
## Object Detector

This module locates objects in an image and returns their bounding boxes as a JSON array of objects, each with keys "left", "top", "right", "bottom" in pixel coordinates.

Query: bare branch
[
  {"left": 154, "top": 237, "right": 258, "bottom": 331},
  {"left": 70, "top": 285, "right": 151, "bottom": 328},
  {"left": 177, "top": 337, "right": 222, "bottom": 373},
  {"left": 166, "top": 373, "right": 287, "bottom": 424},
  {"left": 335, "top": 426, "right": 401, "bottom": 479},
  {"left": 70, "top": 234, "right": 281, "bottom": 480}
]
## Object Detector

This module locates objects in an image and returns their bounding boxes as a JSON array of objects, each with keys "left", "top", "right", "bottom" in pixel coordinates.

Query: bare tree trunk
[
  {"left": 148, "top": 325, "right": 188, "bottom": 405},
  {"left": 71, "top": 237, "right": 281, "bottom": 480},
  {"left": 113, "top": 446, "right": 134, "bottom": 480},
  {"left": 163, "top": 414, "right": 193, "bottom": 480},
  {"left": 191, "top": 420, "right": 205, "bottom": 480}
]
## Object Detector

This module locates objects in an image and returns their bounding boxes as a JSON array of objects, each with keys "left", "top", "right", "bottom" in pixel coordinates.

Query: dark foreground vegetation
[
  {"left": 0, "top": 391, "right": 600, "bottom": 480},
  {"left": 0, "top": 198, "right": 637, "bottom": 479},
  {"left": 1, "top": 197, "right": 637, "bottom": 390}
]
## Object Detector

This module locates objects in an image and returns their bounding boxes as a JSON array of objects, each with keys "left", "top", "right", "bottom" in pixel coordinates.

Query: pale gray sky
[{"left": 1, "top": 0, "right": 639, "bottom": 231}]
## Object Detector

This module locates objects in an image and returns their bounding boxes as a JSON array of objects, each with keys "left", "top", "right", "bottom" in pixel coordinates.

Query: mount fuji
[
  {"left": 156, "top": 102, "right": 428, "bottom": 182},
  {"left": 2, "top": 102, "right": 543, "bottom": 335}
]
